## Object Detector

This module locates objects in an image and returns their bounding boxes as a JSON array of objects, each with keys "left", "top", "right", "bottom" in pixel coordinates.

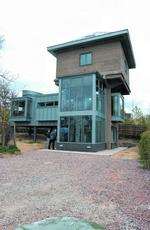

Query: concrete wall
[{"left": 56, "top": 41, "right": 129, "bottom": 87}]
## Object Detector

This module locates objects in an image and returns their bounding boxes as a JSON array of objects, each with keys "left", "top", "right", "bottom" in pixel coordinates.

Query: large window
[
  {"left": 96, "top": 77, "right": 105, "bottom": 115},
  {"left": 60, "top": 117, "right": 69, "bottom": 142},
  {"left": 111, "top": 94, "right": 124, "bottom": 118},
  {"left": 60, "top": 115, "right": 92, "bottom": 143},
  {"left": 12, "top": 100, "right": 25, "bottom": 116},
  {"left": 111, "top": 95, "right": 118, "bottom": 116},
  {"left": 96, "top": 116, "right": 105, "bottom": 143},
  {"left": 60, "top": 75, "right": 93, "bottom": 112},
  {"left": 111, "top": 126, "right": 117, "bottom": 143},
  {"left": 80, "top": 52, "right": 92, "bottom": 66}
]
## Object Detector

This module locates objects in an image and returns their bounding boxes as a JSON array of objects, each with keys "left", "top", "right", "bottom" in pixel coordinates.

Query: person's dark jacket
[
  {"left": 50, "top": 130, "right": 57, "bottom": 141},
  {"left": 47, "top": 131, "right": 51, "bottom": 138}
]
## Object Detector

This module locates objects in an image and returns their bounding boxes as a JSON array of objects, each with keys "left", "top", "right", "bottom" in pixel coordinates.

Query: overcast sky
[{"left": 0, "top": 0, "right": 150, "bottom": 114}]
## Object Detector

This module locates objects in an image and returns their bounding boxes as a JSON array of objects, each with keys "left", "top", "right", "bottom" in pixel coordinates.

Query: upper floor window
[
  {"left": 60, "top": 75, "right": 93, "bottom": 112},
  {"left": 80, "top": 52, "right": 92, "bottom": 66},
  {"left": 37, "top": 101, "right": 58, "bottom": 108}
]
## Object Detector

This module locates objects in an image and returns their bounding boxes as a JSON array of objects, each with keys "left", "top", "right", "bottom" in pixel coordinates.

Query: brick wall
[{"left": 56, "top": 41, "right": 129, "bottom": 86}]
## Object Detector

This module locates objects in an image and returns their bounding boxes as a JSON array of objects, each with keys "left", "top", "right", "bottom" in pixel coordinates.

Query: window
[
  {"left": 80, "top": 52, "right": 92, "bottom": 66},
  {"left": 37, "top": 101, "right": 58, "bottom": 107},
  {"left": 12, "top": 100, "right": 25, "bottom": 116},
  {"left": 60, "top": 75, "right": 93, "bottom": 112},
  {"left": 60, "top": 116, "right": 92, "bottom": 143},
  {"left": 111, "top": 95, "right": 118, "bottom": 116},
  {"left": 111, "top": 94, "right": 124, "bottom": 118},
  {"left": 82, "top": 116, "right": 92, "bottom": 143},
  {"left": 54, "top": 101, "right": 58, "bottom": 106},
  {"left": 69, "top": 116, "right": 82, "bottom": 142},
  {"left": 112, "top": 126, "right": 117, "bottom": 142},
  {"left": 96, "top": 77, "right": 105, "bottom": 115},
  {"left": 96, "top": 116, "right": 105, "bottom": 143},
  {"left": 60, "top": 117, "right": 69, "bottom": 142},
  {"left": 46, "top": 101, "right": 53, "bottom": 107},
  {"left": 38, "top": 102, "right": 45, "bottom": 107}
]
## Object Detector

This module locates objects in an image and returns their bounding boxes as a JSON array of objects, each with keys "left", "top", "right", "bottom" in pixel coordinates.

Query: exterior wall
[
  {"left": 35, "top": 94, "right": 58, "bottom": 122},
  {"left": 120, "top": 46, "right": 129, "bottom": 86},
  {"left": 56, "top": 41, "right": 129, "bottom": 87},
  {"left": 10, "top": 92, "right": 59, "bottom": 127}
]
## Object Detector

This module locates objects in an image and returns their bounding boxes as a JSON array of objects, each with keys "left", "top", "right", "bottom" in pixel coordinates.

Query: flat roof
[{"left": 47, "top": 29, "right": 136, "bottom": 69}]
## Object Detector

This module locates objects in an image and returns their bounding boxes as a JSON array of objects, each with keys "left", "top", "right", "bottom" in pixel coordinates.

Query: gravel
[{"left": 0, "top": 150, "right": 150, "bottom": 230}]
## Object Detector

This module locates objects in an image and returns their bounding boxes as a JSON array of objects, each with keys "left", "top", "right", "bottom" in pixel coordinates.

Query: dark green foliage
[
  {"left": 139, "top": 131, "right": 150, "bottom": 169},
  {"left": 0, "top": 145, "right": 20, "bottom": 154}
]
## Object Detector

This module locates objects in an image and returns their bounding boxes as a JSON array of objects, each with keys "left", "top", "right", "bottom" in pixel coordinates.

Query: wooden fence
[{"left": 118, "top": 124, "right": 145, "bottom": 139}]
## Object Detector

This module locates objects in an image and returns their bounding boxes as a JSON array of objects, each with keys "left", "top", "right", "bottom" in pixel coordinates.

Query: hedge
[{"left": 139, "top": 131, "right": 150, "bottom": 169}]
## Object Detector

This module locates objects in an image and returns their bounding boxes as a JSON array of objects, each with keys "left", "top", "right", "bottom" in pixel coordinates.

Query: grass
[{"left": 0, "top": 145, "right": 20, "bottom": 155}]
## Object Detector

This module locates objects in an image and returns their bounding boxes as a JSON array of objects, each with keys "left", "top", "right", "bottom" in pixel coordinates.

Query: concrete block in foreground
[{"left": 16, "top": 216, "right": 105, "bottom": 230}]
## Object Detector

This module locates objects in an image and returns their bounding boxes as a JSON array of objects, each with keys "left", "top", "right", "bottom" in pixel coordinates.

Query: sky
[{"left": 0, "top": 0, "right": 150, "bottom": 114}]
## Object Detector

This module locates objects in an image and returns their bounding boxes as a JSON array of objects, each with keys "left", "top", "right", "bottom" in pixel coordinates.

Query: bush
[
  {"left": 0, "top": 145, "right": 20, "bottom": 154},
  {"left": 139, "top": 131, "right": 150, "bottom": 169}
]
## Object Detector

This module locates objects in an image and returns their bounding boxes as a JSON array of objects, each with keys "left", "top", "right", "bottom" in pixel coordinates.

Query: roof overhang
[
  {"left": 105, "top": 73, "right": 131, "bottom": 95},
  {"left": 47, "top": 29, "right": 136, "bottom": 69}
]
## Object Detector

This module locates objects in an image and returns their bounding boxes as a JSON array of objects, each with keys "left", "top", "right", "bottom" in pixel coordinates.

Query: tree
[
  {"left": 0, "top": 74, "right": 17, "bottom": 146},
  {"left": 132, "top": 105, "right": 144, "bottom": 125},
  {"left": 143, "top": 115, "right": 150, "bottom": 131},
  {"left": 0, "top": 35, "right": 18, "bottom": 146}
]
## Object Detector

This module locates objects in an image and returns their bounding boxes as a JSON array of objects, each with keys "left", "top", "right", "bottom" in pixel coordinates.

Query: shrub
[
  {"left": 0, "top": 145, "right": 20, "bottom": 154},
  {"left": 139, "top": 131, "right": 150, "bottom": 169}
]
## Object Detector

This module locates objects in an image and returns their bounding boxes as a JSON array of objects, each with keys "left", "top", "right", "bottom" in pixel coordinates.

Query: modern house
[
  {"left": 10, "top": 29, "right": 136, "bottom": 151},
  {"left": 10, "top": 90, "right": 58, "bottom": 140}
]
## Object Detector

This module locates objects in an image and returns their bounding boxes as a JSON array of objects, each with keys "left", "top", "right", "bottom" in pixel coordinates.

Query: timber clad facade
[
  {"left": 56, "top": 42, "right": 127, "bottom": 81},
  {"left": 10, "top": 29, "right": 136, "bottom": 151}
]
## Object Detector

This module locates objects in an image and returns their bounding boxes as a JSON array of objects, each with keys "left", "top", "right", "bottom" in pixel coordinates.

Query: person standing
[{"left": 48, "top": 129, "right": 57, "bottom": 150}]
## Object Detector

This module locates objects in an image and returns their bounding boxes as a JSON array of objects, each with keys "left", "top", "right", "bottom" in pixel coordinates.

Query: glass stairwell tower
[{"left": 56, "top": 73, "right": 106, "bottom": 151}]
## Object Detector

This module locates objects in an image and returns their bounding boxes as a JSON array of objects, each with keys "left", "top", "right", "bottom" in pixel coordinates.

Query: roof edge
[
  {"left": 47, "top": 29, "right": 136, "bottom": 69},
  {"left": 47, "top": 29, "right": 128, "bottom": 53}
]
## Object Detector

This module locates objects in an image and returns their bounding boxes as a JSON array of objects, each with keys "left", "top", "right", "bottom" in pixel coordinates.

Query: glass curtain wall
[
  {"left": 60, "top": 116, "right": 92, "bottom": 143},
  {"left": 111, "top": 94, "right": 124, "bottom": 119},
  {"left": 95, "top": 76, "right": 105, "bottom": 143},
  {"left": 96, "top": 116, "right": 105, "bottom": 143},
  {"left": 60, "top": 75, "right": 93, "bottom": 112},
  {"left": 96, "top": 77, "right": 105, "bottom": 115},
  {"left": 59, "top": 75, "right": 93, "bottom": 143},
  {"left": 111, "top": 126, "right": 117, "bottom": 143}
]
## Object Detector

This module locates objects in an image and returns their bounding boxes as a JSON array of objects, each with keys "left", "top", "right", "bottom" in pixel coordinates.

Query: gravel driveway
[{"left": 0, "top": 150, "right": 150, "bottom": 230}]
